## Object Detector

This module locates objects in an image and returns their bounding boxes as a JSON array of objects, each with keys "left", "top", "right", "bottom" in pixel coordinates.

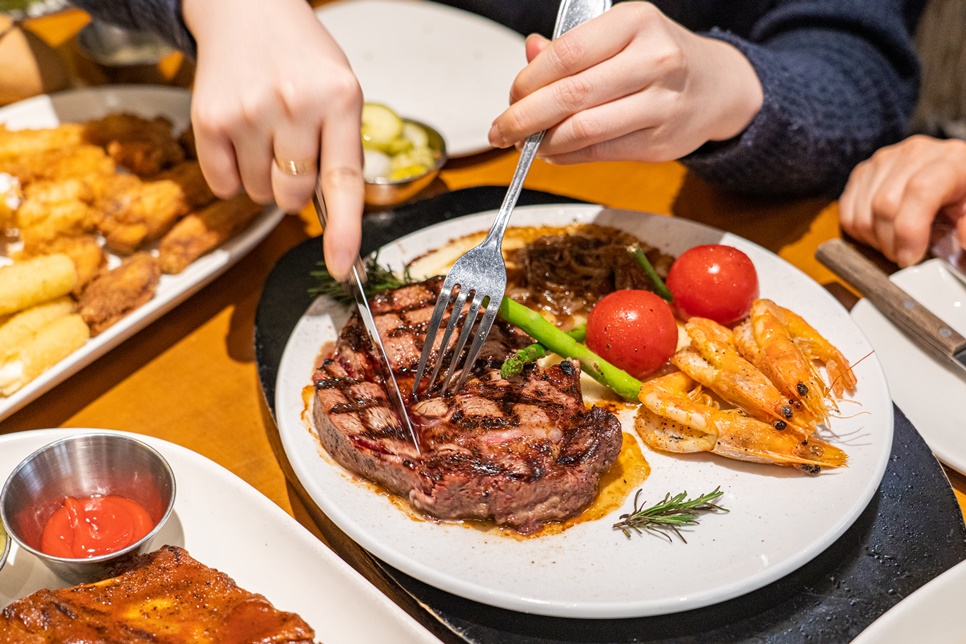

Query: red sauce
[{"left": 40, "top": 495, "right": 154, "bottom": 559}]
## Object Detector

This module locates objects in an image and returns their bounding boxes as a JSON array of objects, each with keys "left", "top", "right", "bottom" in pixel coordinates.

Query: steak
[{"left": 311, "top": 277, "right": 623, "bottom": 534}]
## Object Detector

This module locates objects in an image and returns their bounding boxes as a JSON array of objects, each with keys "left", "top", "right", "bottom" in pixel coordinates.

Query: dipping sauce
[{"left": 40, "top": 495, "right": 154, "bottom": 559}]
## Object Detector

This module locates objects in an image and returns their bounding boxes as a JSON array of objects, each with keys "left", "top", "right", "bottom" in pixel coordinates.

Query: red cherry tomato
[
  {"left": 665, "top": 244, "right": 759, "bottom": 326},
  {"left": 585, "top": 290, "right": 678, "bottom": 379}
]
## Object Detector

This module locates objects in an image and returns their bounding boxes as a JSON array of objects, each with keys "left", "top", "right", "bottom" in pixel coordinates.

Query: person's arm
[
  {"left": 70, "top": 0, "right": 365, "bottom": 280},
  {"left": 839, "top": 136, "right": 966, "bottom": 267},
  {"left": 488, "top": 0, "right": 925, "bottom": 198},
  {"left": 683, "top": 1, "right": 926, "bottom": 197}
]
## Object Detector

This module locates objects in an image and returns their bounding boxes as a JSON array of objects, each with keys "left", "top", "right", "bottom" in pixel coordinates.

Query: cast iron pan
[{"left": 255, "top": 186, "right": 966, "bottom": 643}]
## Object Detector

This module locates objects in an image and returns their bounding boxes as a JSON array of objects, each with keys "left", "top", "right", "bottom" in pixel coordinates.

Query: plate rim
[{"left": 276, "top": 203, "right": 893, "bottom": 618}]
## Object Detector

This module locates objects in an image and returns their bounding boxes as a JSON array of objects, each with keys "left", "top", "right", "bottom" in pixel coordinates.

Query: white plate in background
[
  {"left": 850, "top": 258, "right": 966, "bottom": 475},
  {"left": 0, "top": 86, "right": 285, "bottom": 423},
  {"left": 0, "top": 428, "right": 438, "bottom": 643},
  {"left": 316, "top": 0, "right": 525, "bottom": 157},
  {"left": 275, "top": 204, "right": 893, "bottom": 618},
  {"left": 852, "top": 558, "right": 966, "bottom": 644}
]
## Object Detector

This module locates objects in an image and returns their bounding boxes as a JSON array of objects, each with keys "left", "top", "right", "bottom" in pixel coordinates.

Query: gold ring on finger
[{"left": 274, "top": 156, "right": 318, "bottom": 177}]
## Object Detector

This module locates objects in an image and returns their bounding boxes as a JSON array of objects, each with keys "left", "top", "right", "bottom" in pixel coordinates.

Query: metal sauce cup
[{"left": 0, "top": 433, "right": 176, "bottom": 585}]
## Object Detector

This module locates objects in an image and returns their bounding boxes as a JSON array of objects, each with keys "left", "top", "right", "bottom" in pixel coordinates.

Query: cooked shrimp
[
  {"left": 673, "top": 317, "right": 815, "bottom": 434},
  {"left": 735, "top": 299, "right": 856, "bottom": 425},
  {"left": 636, "top": 372, "right": 847, "bottom": 472}
]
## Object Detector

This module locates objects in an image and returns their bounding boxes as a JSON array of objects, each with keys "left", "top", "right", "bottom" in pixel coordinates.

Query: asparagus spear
[
  {"left": 500, "top": 324, "right": 586, "bottom": 379},
  {"left": 497, "top": 297, "right": 642, "bottom": 402}
]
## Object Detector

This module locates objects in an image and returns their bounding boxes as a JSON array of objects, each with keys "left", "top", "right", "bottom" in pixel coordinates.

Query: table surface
[{"left": 5, "top": 6, "right": 966, "bottom": 635}]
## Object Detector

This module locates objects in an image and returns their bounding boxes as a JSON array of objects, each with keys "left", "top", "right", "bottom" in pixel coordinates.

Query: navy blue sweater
[{"left": 71, "top": 0, "right": 927, "bottom": 197}]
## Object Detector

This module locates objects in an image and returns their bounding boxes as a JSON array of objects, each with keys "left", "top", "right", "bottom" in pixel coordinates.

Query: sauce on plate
[{"left": 40, "top": 495, "right": 154, "bottom": 558}]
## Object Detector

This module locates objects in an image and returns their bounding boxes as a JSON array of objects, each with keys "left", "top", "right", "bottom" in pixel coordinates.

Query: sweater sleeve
[
  {"left": 70, "top": 0, "right": 196, "bottom": 59},
  {"left": 683, "top": 1, "right": 925, "bottom": 197}
]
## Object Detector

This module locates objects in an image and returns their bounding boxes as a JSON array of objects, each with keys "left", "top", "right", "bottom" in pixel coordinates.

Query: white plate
[
  {"left": 852, "top": 558, "right": 966, "bottom": 644},
  {"left": 0, "top": 428, "right": 438, "bottom": 643},
  {"left": 0, "top": 86, "right": 285, "bottom": 423},
  {"left": 316, "top": 0, "right": 525, "bottom": 157},
  {"left": 274, "top": 204, "right": 893, "bottom": 619},
  {"left": 850, "top": 259, "right": 966, "bottom": 475}
]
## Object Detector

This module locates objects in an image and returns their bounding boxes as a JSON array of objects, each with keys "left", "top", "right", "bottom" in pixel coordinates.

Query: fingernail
[
  {"left": 896, "top": 250, "right": 915, "bottom": 268},
  {"left": 330, "top": 245, "right": 355, "bottom": 281},
  {"left": 488, "top": 123, "right": 506, "bottom": 148}
]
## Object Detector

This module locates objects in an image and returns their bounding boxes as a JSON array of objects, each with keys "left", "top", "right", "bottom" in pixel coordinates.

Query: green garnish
[
  {"left": 308, "top": 252, "right": 414, "bottom": 304},
  {"left": 498, "top": 297, "right": 642, "bottom": 401},
  {"left": 628, "top": 243, "right": 673, "bottom": 302},
  {"left": 613, "top": 487, "right": 727, "bottom": 542},
  {"left": 500, "top": 324, "right": 586, "bottom": 379}
]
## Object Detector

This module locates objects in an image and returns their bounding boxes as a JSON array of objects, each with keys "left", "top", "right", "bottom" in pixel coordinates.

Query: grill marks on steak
[{"left": 312, "top": 277, "right": 623, "bottom": 534}]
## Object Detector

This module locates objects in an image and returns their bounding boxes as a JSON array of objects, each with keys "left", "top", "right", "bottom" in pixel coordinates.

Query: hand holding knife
[{"left": 311, "top": 182, "right": 420, "bottom": 453}]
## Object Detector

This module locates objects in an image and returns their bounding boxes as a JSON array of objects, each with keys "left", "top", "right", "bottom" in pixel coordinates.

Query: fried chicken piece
[
  {"left": 82, "top": 113, "right": 185, "bottom": 176},
  {"left": 0, "top": 545, "right": 315, "bottom": 643},
  {"left": 158, "top": 194, "right": 263, "bottom": 274},
  {"left": 93, "top": 160, "right": 217, "bottom": 254},
  {"left": 0, "top": 172, "right": 22, "bottom": 231},
  {"left": 16, "top": 180, "right": 100, "bottom": 251},
  {"left": 77, "top": 252, "right": 160, "bottom": 335},
  {"left": 0, "top": 123, "right": 85, "bottom": 157},
  {"left": 0, "top": 144, "right": 115, "bottom": 185}
]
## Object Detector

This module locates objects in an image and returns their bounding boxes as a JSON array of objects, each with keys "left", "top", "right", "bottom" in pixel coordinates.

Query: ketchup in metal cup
[{"left": 40, "top": 495, "right": 154, "bottom": 558}]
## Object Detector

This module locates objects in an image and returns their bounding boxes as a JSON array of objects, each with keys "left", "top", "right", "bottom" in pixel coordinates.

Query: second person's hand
[
  {"left": 839, "top": 135, "right": 966, "bottom": 268},
  {"left": 183, "top": 0, "right": 364, "bottom": 280},
  {"left": 487, "top": 2, "right": 763, "bottom": 164}
]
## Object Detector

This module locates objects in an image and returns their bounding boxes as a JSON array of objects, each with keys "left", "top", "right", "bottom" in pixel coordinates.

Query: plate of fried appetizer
[
  {"left": 0, "top": 86, "right": 285, "bottom": 422},
  {"left": 0, "top": 427, "right": 438, "bottom": 643},
  {"left": 274, "top": 204, "right": 892, "bottom": 618}
]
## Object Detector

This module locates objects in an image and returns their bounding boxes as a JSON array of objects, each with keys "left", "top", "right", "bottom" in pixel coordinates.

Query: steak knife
[
  {"left": 311, "top": 182, "right": 420, "bottom": 453},
  {"left": 816, "top": 238, "right": 966, "bottom": 379},
  {"left": 929, "top": 215, "right": 966, "bottom": 286}
]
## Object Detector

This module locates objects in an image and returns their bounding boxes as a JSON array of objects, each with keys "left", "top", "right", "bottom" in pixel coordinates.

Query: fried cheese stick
[
  {"left": 158, "top": 194, "right": 262, "bottom": 274},
  {"left": 0, "top": 313, "right": 89, "bottom": 396},
  {"left": 0, "top": 123, "right": 85, "bottom": 157},
  {"left": 0, "top": 254, "right": 77, "bottom": 316},
  {"left": 0, "top": 144, "right": 115, "bottom": 185},
  {"left": 0, "top": 296, "right": 74, "bottom": 361}
]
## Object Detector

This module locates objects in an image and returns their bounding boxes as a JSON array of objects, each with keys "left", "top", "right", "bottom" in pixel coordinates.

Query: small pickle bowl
[
  {"left": 363, "top": 110, "right": 447, "bottom": 209},
  {"left": 0, "top": 433, "right": 176, "bottom": 585}
]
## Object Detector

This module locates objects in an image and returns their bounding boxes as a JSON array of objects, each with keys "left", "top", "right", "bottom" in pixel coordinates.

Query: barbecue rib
[
  {"left": 312, "top": 277, "right": 623, "bottom": 534},
  {"left": 0, "top": 546, "right": 315, "bottom": 644}
]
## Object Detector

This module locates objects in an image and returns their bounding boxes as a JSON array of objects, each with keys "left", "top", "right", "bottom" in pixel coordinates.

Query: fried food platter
[
  {"left": 272, "top": 202, "right": 893, "bottom": 619},
  {"left": 0, "top": 428, "right": 438, "bottom": 643},
  {"left": 0, "top": 86, "right": 284, "bottom": 423}
]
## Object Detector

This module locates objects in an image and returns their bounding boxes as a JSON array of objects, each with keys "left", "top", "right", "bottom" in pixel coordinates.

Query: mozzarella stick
[
  {"left": 0, "top": 314, "right": 89, "bottom": 396},
  {"left": 0, "top": 254, "right": 77, "bottom": 316},
  {"left": 0, "top": 296, "right": 74, "bottom": 360}
]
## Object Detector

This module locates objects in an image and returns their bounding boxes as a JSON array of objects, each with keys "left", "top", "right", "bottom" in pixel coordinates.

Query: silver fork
[{"left": 411, "top": 0, "right": 611, "bottom": 397}]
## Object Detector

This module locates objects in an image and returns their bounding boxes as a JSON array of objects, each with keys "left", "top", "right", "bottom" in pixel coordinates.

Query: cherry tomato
[
  {"left": 665, "top": 244, "right": 759, "bottom": 326},
  {"left": 585, "top": 290, "right": 678, "bottom": 379}
]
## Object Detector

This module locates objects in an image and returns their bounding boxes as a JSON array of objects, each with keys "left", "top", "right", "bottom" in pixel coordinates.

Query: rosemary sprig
[
  {"left": 613, "top": 487, "right": 727, "bottom": 543},
  {"left": 627, "top": 243, "right": 674, "bottom": 302},
  {"left": 308, "top": 252, "right": 414, "bottom": 305}
]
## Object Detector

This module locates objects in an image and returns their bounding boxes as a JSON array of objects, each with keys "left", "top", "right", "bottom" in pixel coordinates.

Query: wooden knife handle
[{"left": 816, "top": 238, "right": 966, "bottom": 357}]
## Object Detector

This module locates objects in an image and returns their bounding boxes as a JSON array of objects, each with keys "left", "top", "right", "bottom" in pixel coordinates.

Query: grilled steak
[{"left": 312, "top": 277, "right": 623, "bottom": 534}]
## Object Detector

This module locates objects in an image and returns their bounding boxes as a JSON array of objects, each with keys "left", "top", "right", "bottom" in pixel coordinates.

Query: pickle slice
[{"left": 361, "top": 103, "right": 404, "bottom": 150}]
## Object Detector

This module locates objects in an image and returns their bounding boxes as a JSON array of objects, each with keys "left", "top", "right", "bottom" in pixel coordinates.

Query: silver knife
[
  {"left": 311, "top": 182, "right": 420, "bottom": 453},
  {"left": 816, "top": 238, "right": 966, "bottom": 378},
  {"left": 929, "top": 214, "right": 966, "bottom": 286}
]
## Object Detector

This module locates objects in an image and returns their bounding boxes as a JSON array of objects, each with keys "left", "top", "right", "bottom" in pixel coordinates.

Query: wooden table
[{"left": 5, "top": 6, "right": 966, "bottom": 635}]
